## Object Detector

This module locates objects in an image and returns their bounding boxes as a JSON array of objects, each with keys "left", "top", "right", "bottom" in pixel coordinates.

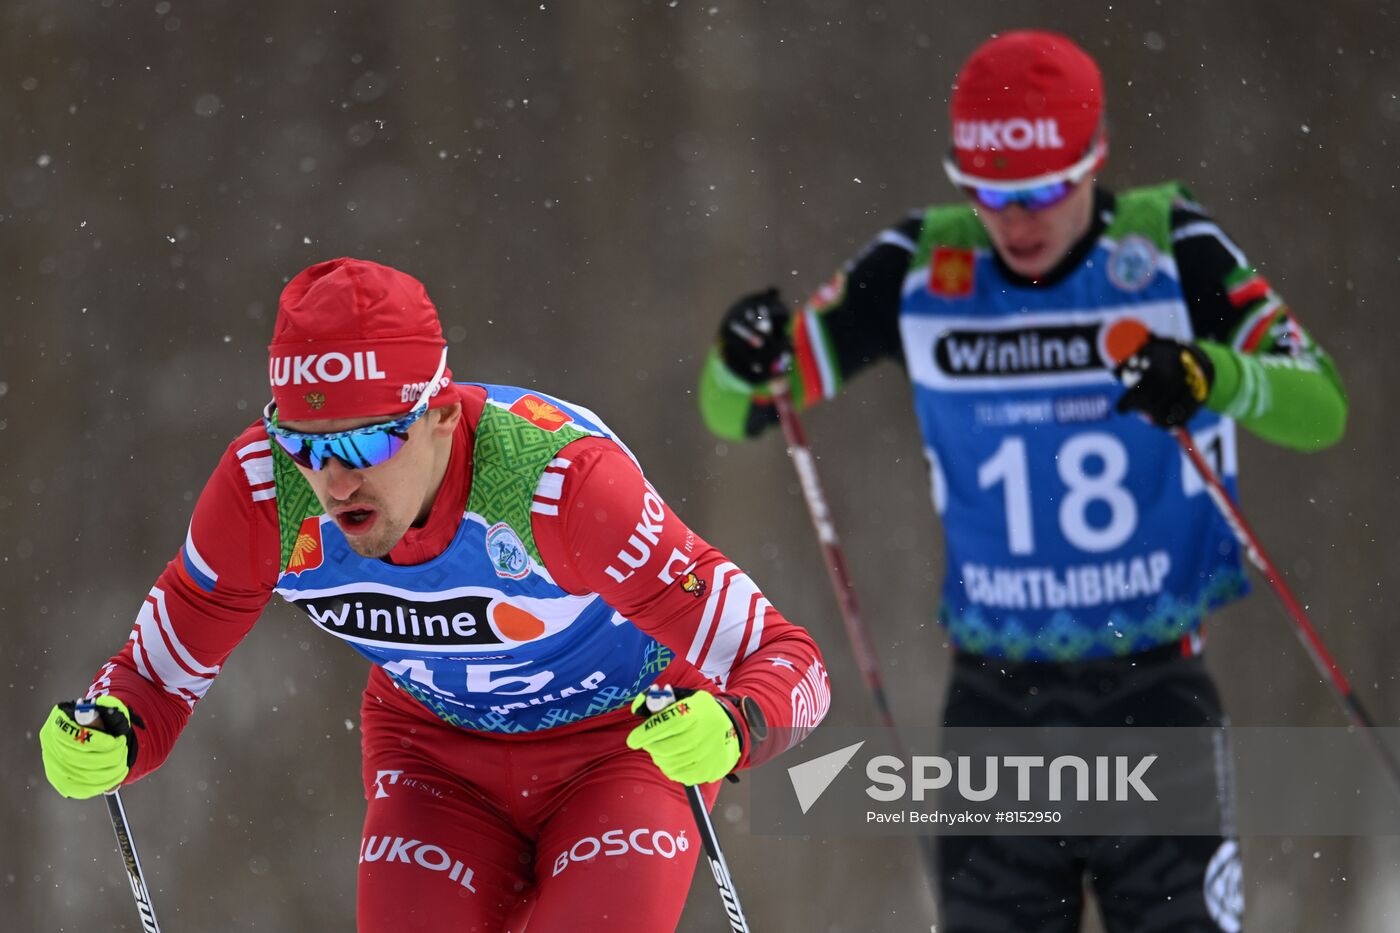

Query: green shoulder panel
[
  {"left": 269, "top": 401, "right": 594, "bottom": 573},
  {"left": 272, "top": 441, "right": 326, "bottom": 572},
  {"left": 465, "top": 402, "right": 592, "bottom": 564},
  {"left": 913, "top": 202, "right": 990, "bottom": 269},
  {"left": 1103, "top": 182, "right": 1188, "bottom": 251}
]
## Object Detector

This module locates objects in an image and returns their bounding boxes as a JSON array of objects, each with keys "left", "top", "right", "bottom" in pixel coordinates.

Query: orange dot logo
[
  {"left": 491, "top": 602, "right": 547, "bottom": 642},
  {"left": 1101, "top": 317, "right": 1150, "bottom": 367}
]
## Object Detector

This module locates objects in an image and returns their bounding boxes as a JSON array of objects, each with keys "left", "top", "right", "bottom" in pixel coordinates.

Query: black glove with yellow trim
[{"left": 1115, "top": 336, "right": 1215, "bottom": 427}]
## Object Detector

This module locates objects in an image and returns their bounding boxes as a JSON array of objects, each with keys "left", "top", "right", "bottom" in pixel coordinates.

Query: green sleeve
[
  {"left": 697, "top": 343, "right": 819, "bottom": 442},
  {"left": 1199, "top": 340, "right": 1347, "bottom": 451},
  {"left": 1164, "top": 188, "right": 1348, "bottom": 452},
  {"left": 698, "top": 347, "right": 772, "bottom": 441}
]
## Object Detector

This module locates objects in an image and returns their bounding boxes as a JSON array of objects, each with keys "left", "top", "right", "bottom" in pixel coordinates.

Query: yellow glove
[
  {"left": 39, "top": 696, "right": 139, "bottom": 799},
  {"left": 627, "top": 686, "right": 740, "bottom": 785}
]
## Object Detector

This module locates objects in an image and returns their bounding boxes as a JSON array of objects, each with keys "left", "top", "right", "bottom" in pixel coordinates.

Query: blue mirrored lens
[
  {"left": 318, "top": 431, "right": 404, "bottom": 470},
  {"left": 269, "top": 423, "right": 409, "bottom": 470},
  {"left": 270, "top": 432, "right": 315, "bottom": 468},
  {"left": 969, "top": 181, "right": 1072, "bottom": 212},
  {"left": 263, "top": 399, "right": 429, "bottom": 471},
  {"left": 314, "top": 431, "right": 405, "bottom": 470}
]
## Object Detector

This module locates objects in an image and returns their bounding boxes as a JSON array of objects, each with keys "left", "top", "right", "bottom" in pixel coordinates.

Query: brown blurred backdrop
[{"left": 3, "top": 1, "right": 1398, "bottom": 929}]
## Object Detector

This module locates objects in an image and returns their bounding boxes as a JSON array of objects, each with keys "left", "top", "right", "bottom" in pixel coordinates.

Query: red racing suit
[{"left": 87, "top": 383, "right": 830, "bottom": 930}]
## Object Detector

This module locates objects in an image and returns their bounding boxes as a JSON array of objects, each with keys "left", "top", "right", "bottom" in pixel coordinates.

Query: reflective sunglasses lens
[
  {"left": 1023, "top": 182, "right": 1072, "bottom": 209},
  {"left": 267, "top": 414, "right": 415, "bottom": 472},
  {"left": 969, "top": 187, "right": 1010, "bottom": 211},
  {"left": 968, "top": 181, "right": 1072, "bottom": 213},
  {"left": 373, "top": 432, "right": 409, "bottom": 466},
  {"left": 323, "top": 430, "right": 407, "bottom": 471},
  {"left": 271, "top": 432, "right": 316, "bottom": 469}
]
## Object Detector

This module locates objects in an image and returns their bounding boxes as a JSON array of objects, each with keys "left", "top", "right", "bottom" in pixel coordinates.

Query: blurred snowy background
[{"left": 3, "top": 1, "right": 1398, "bottom": 929}]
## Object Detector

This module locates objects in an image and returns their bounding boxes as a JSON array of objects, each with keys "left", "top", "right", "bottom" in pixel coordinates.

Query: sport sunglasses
[
  {"left": 262, "top": 348, "right": 448, "bottom": 471},
  {"left": 962, "top": 179, "right": 1076, "bottom": 213},
  {"left": 943, "top": 135, "right": 1107, "bottom": 214}
]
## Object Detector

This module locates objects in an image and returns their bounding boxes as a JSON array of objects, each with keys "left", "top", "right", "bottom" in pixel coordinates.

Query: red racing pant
[{"left": 357, "top": 674, "right": 719, "bottom": 932}]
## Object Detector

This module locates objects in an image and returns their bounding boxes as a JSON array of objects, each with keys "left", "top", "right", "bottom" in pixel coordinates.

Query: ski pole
[
  {"left": 1169, "top": 425, "right": 1400, "bottom": 797},
  {"left": 73, "top": 702, "right": 162, "bottom": 933},
  {"left": 770, "top": 381, "right": 898, "bottom": 732},
  {"left": 768, "top": 376, "right": 942, "bottom": 903},
  {"left": 643, "top": 687, "right": 751, "bottom": 933},
  {"left": 1107, "top": 320, "right": 1400, "bottom": 799}
]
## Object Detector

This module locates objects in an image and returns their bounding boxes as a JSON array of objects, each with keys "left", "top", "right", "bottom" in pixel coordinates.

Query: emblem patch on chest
[
  {"left": 486, "top": 522, "right": 531, "bottom": 580},
  {"left": 929, "top": 247, "right": 975, "bottom": 298},
  {"left": 1107, "top": 235, "right": 1159, "bottom": 292},
  {"left": 286, "top": 516, "right": 325, "bottom": 575}
]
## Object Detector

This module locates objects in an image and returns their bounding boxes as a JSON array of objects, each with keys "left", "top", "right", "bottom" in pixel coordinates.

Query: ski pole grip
[
  {"left": 74, "top": 701, "right": 98, "bottom": 727},
  {"left": 643, "top": 684, "right": 677, "bottom": 714}
]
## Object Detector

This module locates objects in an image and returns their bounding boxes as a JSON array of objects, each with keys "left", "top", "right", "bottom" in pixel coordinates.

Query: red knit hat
[
  {"left": 268, "top": 258, "right": 455, "bottom": 421},
  {"left": 948, "top": 30, "right": 1106, "bottom": 186}
]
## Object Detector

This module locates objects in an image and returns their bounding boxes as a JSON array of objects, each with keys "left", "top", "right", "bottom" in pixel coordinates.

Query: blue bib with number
[{"left": 903, "top": 185, "right": 1247, "bottom": 660}]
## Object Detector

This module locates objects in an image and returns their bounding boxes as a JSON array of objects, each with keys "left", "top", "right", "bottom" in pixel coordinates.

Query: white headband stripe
[{"left": 943, "top": 135, "right": 1108, "bottom": 192}]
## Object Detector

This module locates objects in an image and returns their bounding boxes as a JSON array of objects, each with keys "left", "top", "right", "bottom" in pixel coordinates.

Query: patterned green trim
[
  {"left": 396, "top": 641, "right": 675, "bottom": 733},
  {"left": 271, "top": 441, "right": 325, "bottom": 572},
  {"left": 942, "top": 567, "right": 1247, "bottom": 662},
  {"left": 465, "top": 402, "right": 592, "bottom": 564}
]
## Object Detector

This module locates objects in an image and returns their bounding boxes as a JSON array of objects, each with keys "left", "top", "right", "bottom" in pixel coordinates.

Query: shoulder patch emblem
[
  {"left": 929, "top": 247, "right": 974, "bottom": 298},
  {"left": 486, "top": 522, "right": 531, "bottom": 580},
  {"left": 508, "top": 394, "right": 573, "bottom": 432},
  {"left": 1107, "top": 234, "right": 1159, "bottom": 292},
  {"left": 286, "top": 516, "right": 324, "bottom": 575},
  {"left": 679, "top": 571, "right": 707, "bottom": 599}
]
